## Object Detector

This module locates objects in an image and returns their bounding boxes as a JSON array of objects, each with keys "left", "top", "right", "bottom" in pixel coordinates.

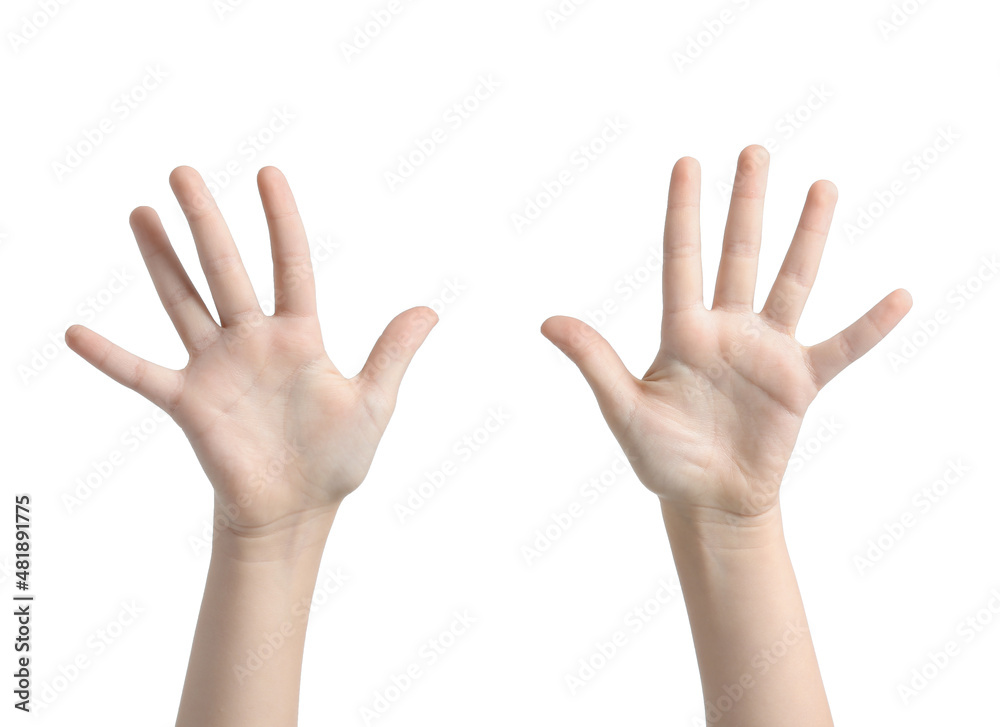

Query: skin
[
  {"left": 66, "top": 166, "right": 436, "bottom": 726},
  {"left": 65, "top": 147, "right": 908, "bottom": 725},
  {"left": 542, "top": 145, "right": 912, "bottom": 726}
]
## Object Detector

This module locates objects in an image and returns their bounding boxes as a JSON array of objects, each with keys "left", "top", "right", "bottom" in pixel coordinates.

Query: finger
[
  {"left": 169, "top": 166, "right": 261, "bottom": 326},
  {"left": 358, "top": 307, "right": 439, "bottom": 415},
  {"left": 806, "top": 289, "right": 913, "bottom": 388},
  {"left": 65, "top": 325, "right": 182, "bottom": 411},
  {"left": 761, "top": 180, "right": 838, "bottom": 332},
  {"left": 541, "top": 316, "right": 639, "bottom": 429},
  {"left": 713, "top": 145, "right": 770, "bottom": 310},
  {"left": 257, "top": 167, "right": 317, "bottom": 318},
  {"left": 130, "top": 206, "right": 220, "bottom": 353},
  {"left": 662, "top": 156, "right": 704, "bottom": 317}
]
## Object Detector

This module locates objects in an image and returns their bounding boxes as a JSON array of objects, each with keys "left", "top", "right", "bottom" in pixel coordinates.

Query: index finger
[{"left": 662, "top": 156, "right": 704, "bottom": 321}]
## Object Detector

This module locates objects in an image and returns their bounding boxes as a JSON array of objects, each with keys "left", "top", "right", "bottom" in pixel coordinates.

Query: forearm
[
  {"left": 661, "top": 500, "right": 832, "bottom": 727},
  {"left": 175, "top": 504, "right": 339, "bottom": 727}
]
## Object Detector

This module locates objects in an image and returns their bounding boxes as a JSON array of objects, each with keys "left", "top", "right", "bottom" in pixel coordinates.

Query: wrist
[
  {"left": 210, "top": 501, "right": 339, "bottom": 564},
  {"left": 659, "top": 498, "right": 786, "bottom": 552}
]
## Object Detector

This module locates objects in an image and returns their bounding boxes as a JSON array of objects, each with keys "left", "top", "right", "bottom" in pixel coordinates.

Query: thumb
[
  {"left": 541, "top": 315, "right": 638, "bottom": 424},
  {"left": 358, "top": 306, "right": 438, "bottom": 415}
]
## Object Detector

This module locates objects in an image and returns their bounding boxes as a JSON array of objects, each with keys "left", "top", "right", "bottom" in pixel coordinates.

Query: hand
[
  {"left": 542, "top": 146, "right": 911, "bottom": 521},
  {"left": 67, "top": 166, "right": 437, "bottom": 538}
]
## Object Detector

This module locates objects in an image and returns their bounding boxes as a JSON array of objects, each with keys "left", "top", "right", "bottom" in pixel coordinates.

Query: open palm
[
  {"left": 543, "top": 146, "right": 910, "bottom": 518},
  {"left": 67, "top": 167, "right": 436, "bottom": 535}
]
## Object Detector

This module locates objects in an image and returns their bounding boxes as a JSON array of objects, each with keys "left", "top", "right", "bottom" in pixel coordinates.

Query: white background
[{"left": 3, "top": 0, "right": 999, "bottom": 724}]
